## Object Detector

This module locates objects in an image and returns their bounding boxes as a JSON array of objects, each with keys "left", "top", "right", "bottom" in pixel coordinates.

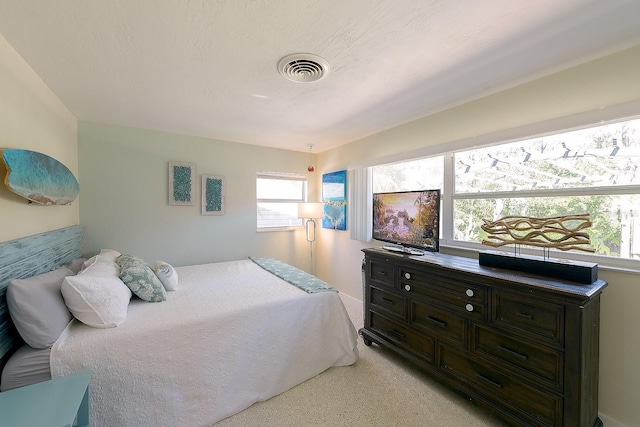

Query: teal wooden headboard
[{"left": 0, "top": 226, "right": 82, "bottom": 371}]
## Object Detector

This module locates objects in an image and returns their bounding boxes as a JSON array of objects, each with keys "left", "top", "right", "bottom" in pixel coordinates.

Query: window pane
[
  {"left": 453, "top": 194, "right": 640, "bottom": 259},
  {"left": 372, "top": 157, "right": 444, "bottom": 243},
  {"left": 455, "top": 119, "right": 640, "bottom": 193},
  {"left": 257, "top": 177, "right": 304, "bottom": 201},
  {"left": 373, "top": 156, "right": 444, "bottom": 193},
  {"left": 257, "top": 203, "right": 303, "bottom": 228}
]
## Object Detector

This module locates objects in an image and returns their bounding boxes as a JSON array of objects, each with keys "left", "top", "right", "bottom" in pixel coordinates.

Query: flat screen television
[{"left": 372, "top": 189, "right": 440, "bottom": 252}]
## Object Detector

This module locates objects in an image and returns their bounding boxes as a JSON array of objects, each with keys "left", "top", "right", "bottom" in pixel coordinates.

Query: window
[
  {"left": 371, "top": 116, "right": 640, "bottom": 266},
  {"left": 256, "top": 172, "right": 306, "bottom": 230},
  {"left": 453, "top": 118, "right": 640, "bottom": 262}
]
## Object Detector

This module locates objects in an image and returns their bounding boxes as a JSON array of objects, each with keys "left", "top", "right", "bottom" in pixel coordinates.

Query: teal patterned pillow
[{"left": 116, "top": 254, "right": 167, "bottom": 302}]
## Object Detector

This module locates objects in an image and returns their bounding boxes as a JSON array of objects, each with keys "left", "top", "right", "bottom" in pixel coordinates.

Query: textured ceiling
[{"left": 1, "top": 0, "right": 640, "bottom": 152}]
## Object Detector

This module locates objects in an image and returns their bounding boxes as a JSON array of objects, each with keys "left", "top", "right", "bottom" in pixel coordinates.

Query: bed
[{"left": 0, "top": 226, "right": 359, "bottom": 426}]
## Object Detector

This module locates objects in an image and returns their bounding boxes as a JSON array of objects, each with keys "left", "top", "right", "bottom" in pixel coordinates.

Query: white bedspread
[{"left": 51, "top": 260, "right": 358, "bottom": 426}]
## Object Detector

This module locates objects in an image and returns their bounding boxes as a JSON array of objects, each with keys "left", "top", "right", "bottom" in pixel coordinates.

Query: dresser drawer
[
  {"left": 368, "top": 259, "right": 395, "bottom": 289},
  {"left": 371, "top": 286, "right": 406, "bottom": 319},
  {"left": 399, "top": 268, "right": 487, "bottom": 318},
  {"left": 438, "top": 344, "right": 562, "bottom": 426},
  {"left": 494, "top": 292, "right": 564, "bottom": 345},
  {"left": 472, "top": 324, "right": 563, "bottom": 389},
  {"left": 370, "top": 312, "right": 433, "bottom": 362},
  {"left": 411, "top": 300, "right": 466, "bottom": 347}
]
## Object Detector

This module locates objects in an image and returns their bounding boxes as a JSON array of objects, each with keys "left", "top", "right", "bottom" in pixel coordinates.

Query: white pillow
[
  {"left": 99, "top": 249, "right": 121, "bottom": 262},
  {"left": 83, "top": 255, "right": 120, "bottom": 275},
  {"left": 61, "top": 258, "right": 131, "bottom": 328},
  {"left": 154, "top": 261, "right": 179, "bottom": 291},
  {"left": 81, "top": 249, "right": 122, "bottom": 270}
]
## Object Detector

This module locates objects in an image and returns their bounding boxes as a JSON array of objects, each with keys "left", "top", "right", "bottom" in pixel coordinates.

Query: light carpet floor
[{"left": 214, "top": 293, "right": 508, "bottom": 427}]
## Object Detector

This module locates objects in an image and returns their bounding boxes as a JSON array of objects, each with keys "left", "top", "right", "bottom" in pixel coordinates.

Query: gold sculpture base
[{"left": 478, "top": 250, "right": 597, "bottom": 284}]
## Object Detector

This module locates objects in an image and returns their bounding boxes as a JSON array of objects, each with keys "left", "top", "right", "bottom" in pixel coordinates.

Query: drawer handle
[
  {"left": 388, "top": 329, "right": 406, "bottom": 339},
  {"left": 515, "top": 311, "right": 533, "bottom": 320},
  {"left": 379, "top": 271, "right": 388, "bottom": 276},
  {"left": 497, "top": 345, "right": 528, "bottom": 360},
  {"left": 476, "top": 373, "right": 503, "bottom": 389},
  {"left": 381, "top": 298, "right": 395, "bottom": 305},
  {"left": 425, "top": 316, "right": 447, "bottom": 327},
  {"left": 404, "top": 284, "right": 411, "bottom": 292},
  {"left": 404, "top": 272, "right": 411, "bottom": 280},
  {"left": 466, "top": 289, "right": 475, "bottom": 297}
]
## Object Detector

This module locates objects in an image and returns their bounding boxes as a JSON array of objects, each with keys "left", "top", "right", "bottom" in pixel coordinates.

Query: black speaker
[{"left": 478, "top": 250, "right": 597, "bottom": 284}]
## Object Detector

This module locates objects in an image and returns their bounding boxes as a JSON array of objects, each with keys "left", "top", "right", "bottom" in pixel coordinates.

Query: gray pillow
[
  {"left": 7, "top": 268, "right": 75, "bottom": 349},
  {"left": 65, "top": 258, "right": 87, "bottom": 274},
  {"left": 0, "top": 344, "right": 52, "bottom": 392},
  {"left": 116, "top": 254, "right": 166, "bottom": 302}
]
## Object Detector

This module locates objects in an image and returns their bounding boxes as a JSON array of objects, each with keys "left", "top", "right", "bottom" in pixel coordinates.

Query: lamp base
[{"left": 305, "top": 218, "right": 316, "bottom": 275}]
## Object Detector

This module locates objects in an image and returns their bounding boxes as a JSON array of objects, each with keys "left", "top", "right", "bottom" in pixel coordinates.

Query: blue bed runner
[{"left": 249, "top": 257, "right": 337, "bottom": 293}]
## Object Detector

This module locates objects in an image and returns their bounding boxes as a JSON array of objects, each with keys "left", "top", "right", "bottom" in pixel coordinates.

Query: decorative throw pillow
[
  {"left": 116, "top": 255, "right": 167, "bottom": 302},
  {"left": 154, "top": 261, "right": 178, "bottom": 291},
  {"left": 61, "top": 260, "right": 132, "bottom": 328},
  {"left": 7, "top": 268, "right": 75, "bottom": 349}
]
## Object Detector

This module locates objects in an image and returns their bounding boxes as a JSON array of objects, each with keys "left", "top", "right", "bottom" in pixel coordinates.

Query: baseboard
[{"left": 599, "top": 413, "right": 627, "bottom": 427}]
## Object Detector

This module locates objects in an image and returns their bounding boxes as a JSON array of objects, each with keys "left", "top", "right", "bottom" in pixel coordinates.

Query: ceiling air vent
[{"left": 278, "top": 53, "right": 330, "bottom": 83}]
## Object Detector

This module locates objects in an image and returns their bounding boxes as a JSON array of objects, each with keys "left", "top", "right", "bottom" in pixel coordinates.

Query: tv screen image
[{"left": 372, "top": 189, "right": 440, "bottom": 252}]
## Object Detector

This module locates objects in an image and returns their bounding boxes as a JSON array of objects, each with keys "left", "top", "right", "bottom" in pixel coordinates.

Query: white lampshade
[{"left": 298, "top": 202, "right": 324, "bottom": 219}]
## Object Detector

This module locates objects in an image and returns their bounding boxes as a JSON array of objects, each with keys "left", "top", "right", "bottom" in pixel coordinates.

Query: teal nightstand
[{"left": 0, "top": 370, "right": 92, "bottom": 427}]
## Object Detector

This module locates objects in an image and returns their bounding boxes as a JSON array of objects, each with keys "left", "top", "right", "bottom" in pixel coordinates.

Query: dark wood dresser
[{"left": 360, "top": 247, "right": 607, "bottom": 427}]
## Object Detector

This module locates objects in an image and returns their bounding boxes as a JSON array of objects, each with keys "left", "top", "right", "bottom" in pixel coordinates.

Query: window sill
[
  {"left": 440, "top": 241, "right": 640, "bottom": 276},
  {"left": 256, "top": 226, "right": 300, "bottom": 233}
]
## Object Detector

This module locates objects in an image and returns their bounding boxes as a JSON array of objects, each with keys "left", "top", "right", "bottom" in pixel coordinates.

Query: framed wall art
[
  {"left": 169, "top": 161, "right": 196, "bottom": 205},
  {"left": 322, "top": 170, "right": 347, "bottom": 230},
  {"left": 202, "top": 175, "right": 225, "bottom": 215}
]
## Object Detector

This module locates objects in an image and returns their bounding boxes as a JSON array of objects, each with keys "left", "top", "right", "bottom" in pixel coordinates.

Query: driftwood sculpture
[{"left": 481, "top": 213, "right": 595, "bottom": 253}]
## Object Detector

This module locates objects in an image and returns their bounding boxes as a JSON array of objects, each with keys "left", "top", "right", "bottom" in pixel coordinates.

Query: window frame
[{"left": 256, "top": 171, "right": 307, "bottom": 232}]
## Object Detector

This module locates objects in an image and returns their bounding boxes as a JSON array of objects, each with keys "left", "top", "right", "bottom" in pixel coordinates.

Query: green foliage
[{"left": 454, "top": 196, "right": 625, "bottom": 257}]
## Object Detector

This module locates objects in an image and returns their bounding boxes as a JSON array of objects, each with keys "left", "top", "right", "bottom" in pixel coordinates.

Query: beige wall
[
  {"left": 0, "top": 34, "right": 78, "bottom": 242},
  {"left": 78, "top": 121, "right": 317, "bottom": 270},
  {"left": 316, "top": 44, "right": 640, "bottom": 427}
]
